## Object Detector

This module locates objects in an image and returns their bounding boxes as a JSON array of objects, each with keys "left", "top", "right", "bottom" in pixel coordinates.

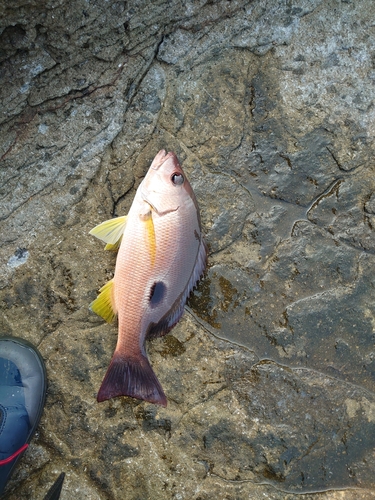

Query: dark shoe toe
[{"left": 0, "top": 337, "right": 46, "bottom": 495}]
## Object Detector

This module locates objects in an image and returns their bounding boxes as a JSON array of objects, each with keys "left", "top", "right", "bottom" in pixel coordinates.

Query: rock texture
[{"left": 1, "top": 0, "right": 375, "bottom": 498}]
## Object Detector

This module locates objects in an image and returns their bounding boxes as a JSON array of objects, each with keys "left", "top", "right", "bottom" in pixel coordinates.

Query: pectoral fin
[
  {"left": 139, "top": 210, "right": 156, "bottom": 267},
  {"left": 89, "top": 216, "right": 127, "bottom": 249},
  {"left": 90, "top": 279, "right": 116, "bottom": 323},
  {"left": 145, "top": 216, "right": 156, "bottom": 267}
]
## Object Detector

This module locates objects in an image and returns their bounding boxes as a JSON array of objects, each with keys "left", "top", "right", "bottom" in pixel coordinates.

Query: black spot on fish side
[{"left": 149, "top": 281, "right": 166, "bottom": 306}]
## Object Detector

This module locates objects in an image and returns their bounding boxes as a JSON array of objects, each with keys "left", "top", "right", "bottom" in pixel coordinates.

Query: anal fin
[{"left": 90, "top": 279, "right": 116, "bottom": 323}]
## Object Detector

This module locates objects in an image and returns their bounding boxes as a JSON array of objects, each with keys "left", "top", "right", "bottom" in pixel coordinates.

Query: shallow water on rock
[{"left": 188, "top": 167, "right": 375, "bottom": 492}]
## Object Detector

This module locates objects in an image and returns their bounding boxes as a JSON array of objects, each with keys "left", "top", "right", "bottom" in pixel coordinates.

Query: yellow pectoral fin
[
  {"left": 90, "top": 279, "right": 117, "bottom": 323},
  {"left": 89, "top": 216, "right": 127, "bottom": 248},
  {"left": 140, "top": 212, "right": 156, "bottom": 267}
]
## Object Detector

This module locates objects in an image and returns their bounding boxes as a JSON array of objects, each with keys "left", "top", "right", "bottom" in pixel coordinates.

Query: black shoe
[{"left": 0, "top": 336, "right": 47, "bottom": 496}]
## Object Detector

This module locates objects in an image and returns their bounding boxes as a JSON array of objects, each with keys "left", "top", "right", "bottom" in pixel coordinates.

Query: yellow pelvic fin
[
  {"left": 104, "top": 236, "right": 123, "bottom": 252},
  {"left": 90, "top": 279, "right": 116, "bottom": 323},
  {"left": 139, "top": 210, "right": 156, "bottom": 267},
  {"left": 89, "top": 216, "right": 127, "bottom": 248}
]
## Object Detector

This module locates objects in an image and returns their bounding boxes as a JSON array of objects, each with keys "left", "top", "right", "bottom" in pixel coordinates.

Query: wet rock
[{"left": 1, "top": 0, "right": 375, "bottom": 499}]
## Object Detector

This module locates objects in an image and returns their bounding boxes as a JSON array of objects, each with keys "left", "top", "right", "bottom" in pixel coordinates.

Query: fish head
[{"left": 141, "top": 150, "right": 196, "bottom": 215}]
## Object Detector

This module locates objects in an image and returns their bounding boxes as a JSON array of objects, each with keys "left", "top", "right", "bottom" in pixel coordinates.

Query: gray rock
[{"left": 1, "top": 0, "right": 375, "bottom": 498}]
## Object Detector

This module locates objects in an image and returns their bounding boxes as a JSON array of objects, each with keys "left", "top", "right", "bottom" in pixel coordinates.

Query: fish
[{"left": 89, "top": 150, "right": 207, "bottom": 406}]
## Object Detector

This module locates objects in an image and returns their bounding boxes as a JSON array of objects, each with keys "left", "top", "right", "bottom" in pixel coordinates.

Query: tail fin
[{"left": 97, "top": 351, "right": 167, "bottom": 406}]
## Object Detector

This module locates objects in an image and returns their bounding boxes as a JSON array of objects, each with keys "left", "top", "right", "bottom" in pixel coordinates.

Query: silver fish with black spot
[{"left": 89, "top": 150, "right": 207, "bottom": 406}]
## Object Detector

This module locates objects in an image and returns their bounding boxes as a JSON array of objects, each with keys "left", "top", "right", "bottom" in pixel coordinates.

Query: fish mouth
[
  {"left": 150, "top": 150, "right": 178, "bottom": 170},
  {"left": 142, "top": 196, "right": 179, "bottom": 217},
  {"left": 143, "top": 198, "right": 157, "bottom": 212},
  {"left": 140, "top": 149, "right": 181, "bottom": 215}
]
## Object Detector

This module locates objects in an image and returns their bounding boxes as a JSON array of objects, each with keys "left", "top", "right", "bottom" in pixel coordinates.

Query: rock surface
[{"left": 1, "top": 0, "right": 375, "bottom": 498}]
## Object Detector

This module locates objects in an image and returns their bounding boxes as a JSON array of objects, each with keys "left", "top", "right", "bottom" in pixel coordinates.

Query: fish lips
[
  {"left": 150, "top": 150, "right": 179, "bottom": 171},
  {"left": 141, "top": 196, "right": 179, "bottom": 217},
  {"left": 141, "top": 150, "right": 184, "bottom": 215}
]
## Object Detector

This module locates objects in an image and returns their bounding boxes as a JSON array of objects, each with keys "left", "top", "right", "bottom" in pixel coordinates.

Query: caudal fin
[{"left": 97, "top": 351, "right": 167, "bottom": 406}]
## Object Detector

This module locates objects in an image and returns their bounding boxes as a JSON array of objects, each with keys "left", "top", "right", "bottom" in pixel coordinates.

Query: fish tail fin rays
[
  {"left": 97, "top": 351, "right": 167, "bottom": 406},
  {"left": 90, "top": 279, "right": 117, "bottom": 323}
]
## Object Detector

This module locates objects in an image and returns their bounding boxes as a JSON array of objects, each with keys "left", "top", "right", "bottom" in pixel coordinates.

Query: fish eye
[{"left": 171, "top": 173, "right": 184, "bottom": 186}]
